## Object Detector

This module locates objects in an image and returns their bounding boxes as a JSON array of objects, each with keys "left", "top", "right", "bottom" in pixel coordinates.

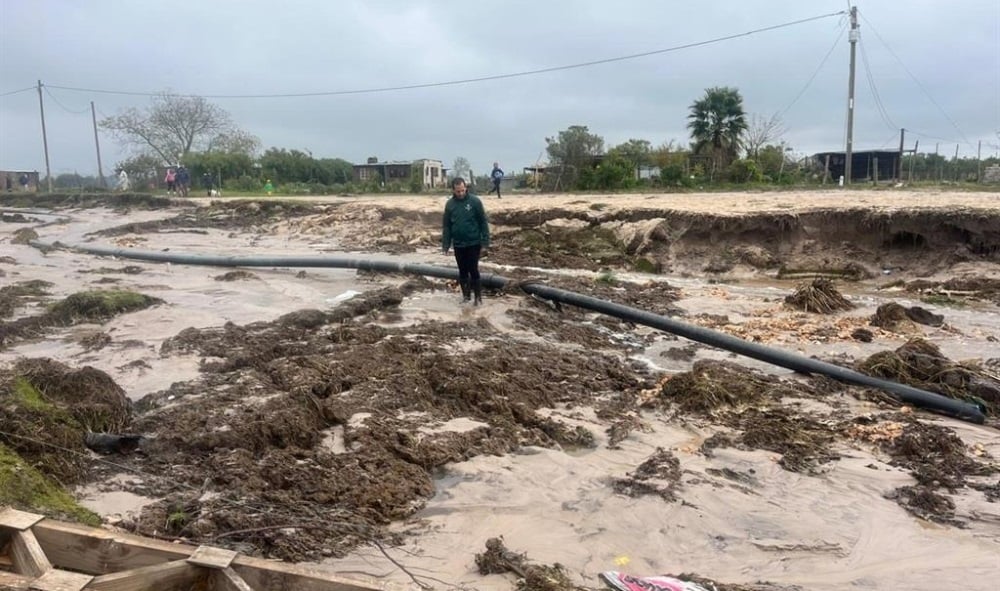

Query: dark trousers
[
  {"left": 453, "top": 244, "right": 481, "bottom": 286},
  {"left": 492, "top": 180, "right": 501, "bottom": 198}
]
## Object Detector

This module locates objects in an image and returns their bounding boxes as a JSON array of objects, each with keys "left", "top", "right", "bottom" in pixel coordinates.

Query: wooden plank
[
  {"left": 86, "top": 561, "right": 204, "bottom": 591},
  {"left": 232, "top": 558, "right": 394, "bottom": 591},
  {"left": 25, "top": 568, "right": 92, "bottom": 591},
  {"left": 0, "top": 570, "right": 32, "bottom": 590},
  {"left": 210, "top": 568, "right": 253, "bottom": 591},
  {"left": 187, "top": 546, "right": 237, "bottom": 570},
  {"left": 0, "top": 509, "right": 45, "bottom": 532},
  {"left": 11, "top": 530, "right": 51, "bottom": 577},
  {"left": 30, "top": 521, "right": 192, "bottom": 575},
  {"left": 30, "top": 518, "right": 386, "bottom": 590}
]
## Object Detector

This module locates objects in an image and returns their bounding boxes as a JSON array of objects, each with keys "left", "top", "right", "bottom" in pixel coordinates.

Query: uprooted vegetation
[
  {"left": 857, "top": 338, "right": 1000, "bottom": 413},
  {"left": 0, "top": 289, "right": 163, "bottom": 347},
  {"left": 93, "top": 199, "right": 329, "bottom": 237},
  {"left": 783, "top": 278, "right": 854, "bottom": 313},
  {"left": 0, "top": 358, "right": 130, "bottom": 523},
  {"left": 61, "top": 282, "right": 652, "bottom": 561},
  {"left": 0, "top": 279, "right": 52, "bottom": 317}
]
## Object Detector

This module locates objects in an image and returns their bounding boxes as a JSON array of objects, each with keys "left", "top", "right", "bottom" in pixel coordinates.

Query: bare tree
[
  {"left": 101, "top": 93, "right": 256, "bottom": 164},
  {"left": 744, "top": 113, "right": 786, "bottom": 161},
  {"left": 452, "top": 157, "right": 471, "bottom": 180}
]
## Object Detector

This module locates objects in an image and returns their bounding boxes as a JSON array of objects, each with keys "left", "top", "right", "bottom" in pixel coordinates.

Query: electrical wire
[
  {"left": 41, "top": 11, "right": 846, "bottom": 100},
  {"left": 43, "top": 85, "right": 91, "bottom": 115},
  {"left": 858, "top": 38, "right": 897, "bottom": 131},
  {"left": 778, "top": 21, "right": 847, "bottom": 118},
  {"left": 0, "top": 85, "right": 35, "bottom": 97},
  {"left": 860, "top": 12, "right": 974, "bottom": 148}
]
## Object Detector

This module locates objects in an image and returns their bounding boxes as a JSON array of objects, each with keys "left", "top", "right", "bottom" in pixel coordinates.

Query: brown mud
[{"left": 1, "top": 194, "right": 999, "bottom": 590}]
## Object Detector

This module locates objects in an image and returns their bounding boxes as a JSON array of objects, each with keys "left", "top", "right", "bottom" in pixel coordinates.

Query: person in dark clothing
[
  {"left": 19, "top": 173, "right": 29, "bottom": 191},
  {"left": 202, "top": 172, "right": 213, "bottom": 196},
  {"left": 176, "top": 166, "right": 190, "bottom": 197},
  {"left": 490, "top": 162, "right": 504, "bottom": 199},
  {"left": 442, "top": 177, "right": 490, "bottom": 305},
  {"left": 4, "top": 176, "right": 11, "bottom": 192}
]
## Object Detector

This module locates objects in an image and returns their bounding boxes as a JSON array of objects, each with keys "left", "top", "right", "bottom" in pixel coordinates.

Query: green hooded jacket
[{"left": 442, "top": 193, "right": 489, "bottom": 250}]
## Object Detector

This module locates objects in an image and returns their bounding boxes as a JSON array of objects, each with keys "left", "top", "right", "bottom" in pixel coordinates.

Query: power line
[
  {"left": 778, "top": 21, "right": 847, "bottom": 118},
  {"left": 860, "top": 12, "right": 973, "bottom": 148},
  {"left": 858, "top": 38, "right": 897, "bottom": 131},
  {"left": 42, "top": 11, "right": 846, "bottom": 100},
  {"left": 0, "top": 85, "right": 35, "bottom": 97},
  {"left": 43, "top": 85, "right": 91, "bottom": 115}
]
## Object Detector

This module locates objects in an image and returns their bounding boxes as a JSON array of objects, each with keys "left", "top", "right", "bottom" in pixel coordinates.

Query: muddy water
[
  {"left": 328, "top": 407, "right": 1000, "bottom": 590},
  {"left": 3, "top": 204, "right": 999, "bottom": 590}
]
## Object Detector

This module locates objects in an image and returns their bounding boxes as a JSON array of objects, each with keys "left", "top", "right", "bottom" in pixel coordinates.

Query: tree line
[{"left": 80, "top": 89, "right": 995, "bottom": 195}]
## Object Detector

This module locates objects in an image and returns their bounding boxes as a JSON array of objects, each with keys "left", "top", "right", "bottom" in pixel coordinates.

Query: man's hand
[{"left": 480, "top": 247, "right": 489, "bottom": 258}]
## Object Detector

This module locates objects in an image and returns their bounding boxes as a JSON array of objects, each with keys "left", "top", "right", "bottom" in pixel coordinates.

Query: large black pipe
[
  {"left": 34, "top": 240, "right": 987, "bottom": 424},
  {"left": 35, "top": 241, "right": 508, "bottom": 288},
  {"left": 518, "top": 282, "right": 986, "bottom": 424}
]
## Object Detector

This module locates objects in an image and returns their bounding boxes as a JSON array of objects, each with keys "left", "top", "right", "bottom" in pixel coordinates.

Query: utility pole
[
  {"left": 897, "top": 128, "right": 905, "bottom": 182},
  {"left": 844, "top": 5, "right": 859, "bottom": 186},
  {"left": 90, "top": 101, "right": 106, "bottom": 188},
  {"left": 977, "top": 140, "right": 982, "bottom": 182},
  {"left": 36, "top": 80, "right": 53, "bottom": 192}
]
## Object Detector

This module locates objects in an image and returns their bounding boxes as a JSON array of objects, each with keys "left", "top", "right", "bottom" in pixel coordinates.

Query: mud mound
[
  {"left": 0, "top": 359, "right": 131, "bottom": 483},
  {"left": 612, "top": 447, "right": 682, "bottom": 500},
  {"left": 784, "top": 278, "right": 854, "bottom": 313},
  {"left": 94, "top": 200, "right": 328, "bottom": 237},
  {"left": 857, "top": 339, "right": 1000, "bottom": 412},
  {"left": 657, "top": 360, "right": 797, "bottom": 415},
  {"left": 734, "top": 408, "right": 838, "bottom": 472},
  {"left": 492, "top": 224, "right": 628, "bottom": 271},
  {"left": 0, "top": 192, "right": 177, "bottom": 210},
  {"left": 534, "top": 274, "right": 683, "bottom": 317},
  {"left": 79, "top": 265, "right": 144, "bottom": 275},
  {"left": 870, "top": 303, "right": 943, "bottom": 332},
  {"left": 214, "top": 270, "right": 257, "bottom": 281},
  {"left": 907, "top": 276, "right": 1000, "bottom": 305},
  {"left": 11, "top": 227, "right": 38, "bottom": 245},
  {"left": 0, "top": 279, "right": 52, "bottom": 317},
  {"left": 1, "top": 289, "right": 163, "bottom": 348}
]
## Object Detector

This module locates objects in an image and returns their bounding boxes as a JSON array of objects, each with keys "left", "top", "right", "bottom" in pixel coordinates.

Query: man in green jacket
[{"left": 442, "top": 177, "right": 490, "bottom": 305}]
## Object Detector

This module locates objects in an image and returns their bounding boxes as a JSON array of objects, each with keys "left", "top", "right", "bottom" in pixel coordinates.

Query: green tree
[
  {"left": 687, "top": 87, "right": 748, "bottom": 173},
  {"left": 608, "top": 139, "right": 652, "bottom": 180},
  {"left": 545, "top": 125, "right": 604, "bottom": 189},
  {"left": 101, "top": 93, "right": 258, "bottom": 164}
]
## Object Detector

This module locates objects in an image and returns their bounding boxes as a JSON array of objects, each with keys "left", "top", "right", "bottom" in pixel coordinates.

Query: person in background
[
  {"left": 19, "top": 173, "right": 29, "bottom": 191},
  {"left": 202, "top": 172, "right": 213, "bottom": 196},
  {"left": 117, "top": 170, "right": 130, "bottom": 192},
  {"left": 441, "top": 177, "right": 490, "bottom": 305},
  {"left": 264, "top": 179, "right": 274, "bottom": 195},
  {"left": 4, "top": 175, "right": 11, "bottom": 192},
  {"left": 175, "top": 166, "right": 190, "bottom": 197},
  {"left": 164, "top": 167, "right": 176, "bottom": 195},
  {"left": 490, "top": 162, "right": 504, "bottom": 199}
]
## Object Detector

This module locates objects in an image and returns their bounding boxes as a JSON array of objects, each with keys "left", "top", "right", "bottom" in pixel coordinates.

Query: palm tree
[{"left": 687, "top": 87, "right": 748, "bottom": 171}]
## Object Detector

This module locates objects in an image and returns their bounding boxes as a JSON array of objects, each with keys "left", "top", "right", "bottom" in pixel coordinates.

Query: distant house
[
  {"left": 813, "top": 150, "right": 901, "bottom": 182},
  {"left": 352, "top": 158, "right": 444, "bottom": 188}
]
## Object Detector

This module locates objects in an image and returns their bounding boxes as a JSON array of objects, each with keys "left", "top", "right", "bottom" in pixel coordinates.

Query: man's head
[
  {"left": 451, "top": 177, "right": 467, "bottom": 199},
  {"left": 493, "top": 162, "right": 499, "bottom": 168}
]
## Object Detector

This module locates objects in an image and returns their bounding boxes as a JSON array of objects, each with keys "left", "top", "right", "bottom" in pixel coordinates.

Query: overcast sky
[{"left": 2, "top": 0, "right": 998, "bottom": 179}]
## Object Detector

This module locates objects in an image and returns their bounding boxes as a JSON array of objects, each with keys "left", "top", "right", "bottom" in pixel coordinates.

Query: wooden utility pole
[
  {"left": 953, "top": 144, "right": 959, "bottom": 182},
  {"left": 91, "top": 102, "right": 106, "bottom": 188},
  {"left": 909, "top": 139, "right": 919, "bottom": 183},
  {"left": 977, "top": 140, "right": 982, "bottom": 182},
  {"left": 844, "top": 5, "right": 859, "bottom": 185},
  {"left": 36, "top": 80, "right": 53, "bottom": 192},
  {"left": 897, "top": 128, "right": 905, "bottom": 181}
]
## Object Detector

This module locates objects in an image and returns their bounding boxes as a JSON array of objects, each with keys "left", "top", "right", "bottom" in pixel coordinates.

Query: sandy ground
[{"left": 1, "top": 190, "right": 999, "bottom": 591}]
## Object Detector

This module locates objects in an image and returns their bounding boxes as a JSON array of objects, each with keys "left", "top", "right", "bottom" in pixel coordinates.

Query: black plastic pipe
[
  {"left": 34, "top": 240, "right": 987, "bottom": 424},
  {"left": 518, "top": 282, "right": 986, "bottom": 424},
  {"left": 34, "top": 241, "right": 508, "bottom": 288}
]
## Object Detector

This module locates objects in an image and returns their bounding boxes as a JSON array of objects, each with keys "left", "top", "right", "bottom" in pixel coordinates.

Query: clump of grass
[
  {"left": 0, "top": 442, "right": 100, "bottom": 525},
  {"left": 47, "top": 290, "right": 163, "bottom": 324}
]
